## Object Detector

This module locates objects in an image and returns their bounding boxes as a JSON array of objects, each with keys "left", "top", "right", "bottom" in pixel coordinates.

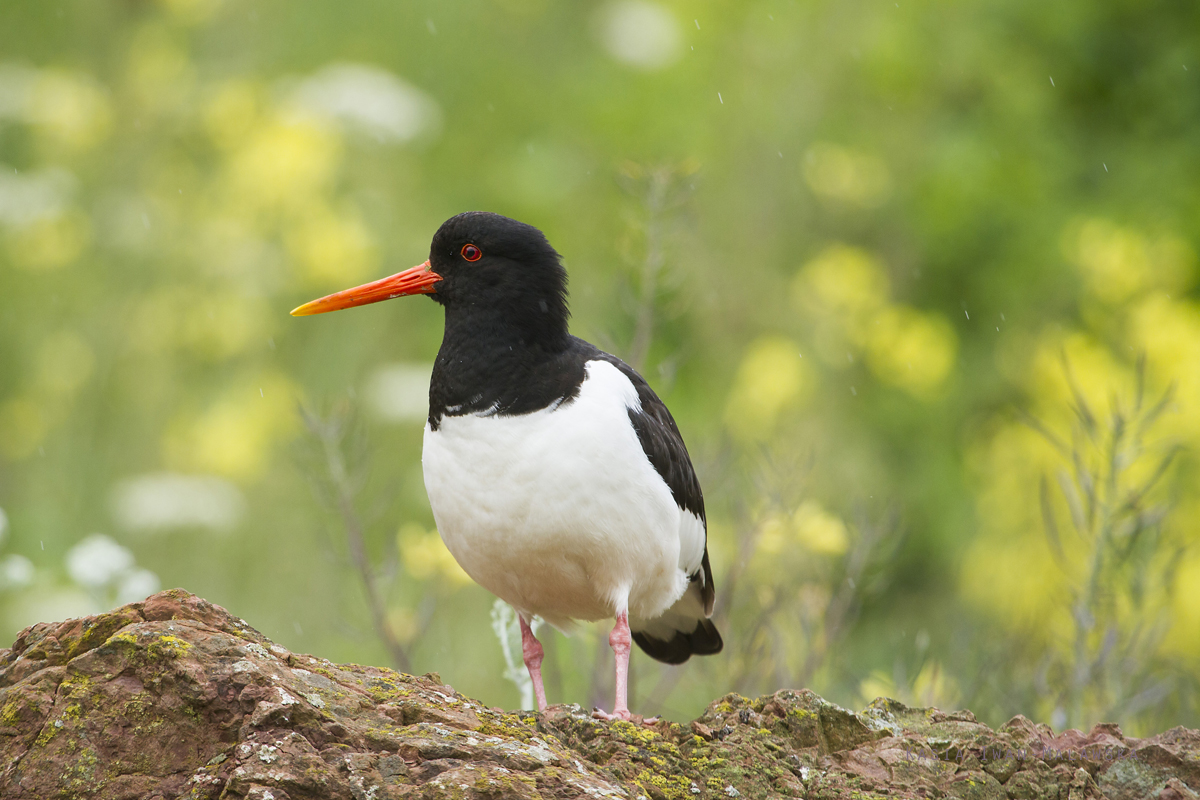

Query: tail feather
[
  {"left": 632, "top": 618, "right": 723, "bottom": 664},
  {"left": 630, "top": 580, "right": 723, "bottom": 665}
]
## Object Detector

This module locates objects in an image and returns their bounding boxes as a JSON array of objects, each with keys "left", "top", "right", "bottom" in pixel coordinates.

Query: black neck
[{"left": 428, "top": 304, "right": 584, "bottom": 429}]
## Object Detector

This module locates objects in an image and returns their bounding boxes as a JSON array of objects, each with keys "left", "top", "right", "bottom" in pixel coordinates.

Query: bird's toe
[{"left": 592, "top": 707, "right": 633, "bottom": 722}]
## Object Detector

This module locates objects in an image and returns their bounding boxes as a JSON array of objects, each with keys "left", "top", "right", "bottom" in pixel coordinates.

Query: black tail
[
  {"left": 632, "top": 616, "right": 723, "bottom": 665},
  {"left": 630, "top": 578, "right": 723, "bottom": 665}
]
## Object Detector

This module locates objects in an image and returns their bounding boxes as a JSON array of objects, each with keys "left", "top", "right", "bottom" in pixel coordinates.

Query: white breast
[{"left": 421, "top": 359, "right": 696, "bottom": 628}]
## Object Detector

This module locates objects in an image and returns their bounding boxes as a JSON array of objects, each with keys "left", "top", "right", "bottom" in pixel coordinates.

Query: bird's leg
[
  {"left": 593, "top": 611, "right": 633, "bottom": 721},
  {"left": 519, "top": 616, "right": 549, "bottom": 713}
]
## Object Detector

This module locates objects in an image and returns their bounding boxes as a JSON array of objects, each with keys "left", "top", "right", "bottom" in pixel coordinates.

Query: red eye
[{"left": 461, "top": 244, "right": 482, "bottom": 262}]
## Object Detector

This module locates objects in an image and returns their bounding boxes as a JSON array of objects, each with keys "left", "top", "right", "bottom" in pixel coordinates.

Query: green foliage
[{"left": 0, "top": 0, "right": 1197, "bottom": 732}]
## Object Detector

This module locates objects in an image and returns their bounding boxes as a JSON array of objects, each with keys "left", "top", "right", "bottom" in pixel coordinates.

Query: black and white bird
[{"left": 292, "top": 212, "right": 721, "bottom": 720}]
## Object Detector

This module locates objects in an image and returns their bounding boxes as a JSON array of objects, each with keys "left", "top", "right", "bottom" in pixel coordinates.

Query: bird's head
[{"left": 291, "top": 212, "right": 569, "bottom": 344}]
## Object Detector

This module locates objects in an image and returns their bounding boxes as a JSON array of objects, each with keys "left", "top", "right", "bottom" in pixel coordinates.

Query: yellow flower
[
  {"left": 791, "top": 244, "right": 889, "bottom": 323},
  {"left": 754, "top": 501, "right": 847, "bottom": 561},
  {"left": 27, "top": 71, "right": 112, "bottom": 151},
  {"left": 864, "top": 306, "right": 957, "bottom": 398},
  {"left": 129, "top": 288, "right": 268, "bottom": 362},
  {"left": 285, "top": 202, "right": 379, "bottom": 287},
  {"left": 398, "top": 523, "right": 472, "bottom": 586},
  {"left": 1127, "top": 293, "right": 1200, "bottom": 443},
  {"left": 724, "top": 336, "right": 809, "bottom": 441},
  {"left": 162, "top": 373, "right": 298, "bottom": 480},
  {"left": 126, "top": 24, "right": 194, "bottom": 111},
  {"left": 224, "top": 115, "right": 342, "bottom": 218},
  {"left": 1163, "top": 551, "right": 1200, "bottom": 659},
  {"left": 1062, "top": 217, "right": 1195, "bottom": 304},
  {"left": 203, "top": 80, "right": 262, "bottom": 151},
  {"left": 7, "top": 211, "right": 91, "bottom": 271},
  {"left": 803, "top": 142, "right": 891, "bottom": 208},
  {"left": 1027, "top": 331, "right": 1131, "bottom": 426},
  {"left": 792, "top": 500, "right": 849, "bottom": 555},
  {"left": 0, "top": 398, "right": 47, "bottom": 461}
]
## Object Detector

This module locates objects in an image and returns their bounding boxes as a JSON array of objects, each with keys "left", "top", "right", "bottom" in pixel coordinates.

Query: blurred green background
[{"left": 1, "top": 0, "right": 1198, "bottom": 733}]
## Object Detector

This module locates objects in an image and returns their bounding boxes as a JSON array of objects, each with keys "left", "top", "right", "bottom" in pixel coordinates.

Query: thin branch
[{"left": 300, "top": 405, "right": 412, "bottom": 674}]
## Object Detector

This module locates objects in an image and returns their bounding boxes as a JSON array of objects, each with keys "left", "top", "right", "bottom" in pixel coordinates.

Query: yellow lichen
[
  {"left": 34, "top": 723, "right": 58, "bottom": 747},
  {"left": 105, "top": 632, "right": 138, "bottom": 647},
  {"left": 0, "top": 701, "right": 22, "bottom": 726},
  {"left": 634, "top": 769, "right": 695, "bottom": 800}
]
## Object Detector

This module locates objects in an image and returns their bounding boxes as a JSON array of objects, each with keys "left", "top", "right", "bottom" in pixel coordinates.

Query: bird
[{"left": 292, "top": 211, "right": 721, "bottom": 720}]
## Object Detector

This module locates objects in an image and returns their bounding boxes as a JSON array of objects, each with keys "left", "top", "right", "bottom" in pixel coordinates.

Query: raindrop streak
[
  {"left": 1103, "top": 163, "right": 1108, "bottom": 172},
  {"left": 718, "top": 92, "right": 723, "bottom": 104},
  {"left": 694, "top": 19, "right": 700, "bottom": 29},
  {"left": 260, "top": 388, "right": 264, "bottom": 398},
  {"left": 851, "top": 387, "right": 857, "bottom": 396},
  {"left": 964, "top": 310, "right": 970, "bottom": 320},
  {"left": 426, "top": 19, "right": 436, "bottom": 35},
  {"left": 1049, "top": 76, "right": 1055, "bottom": 86},
  {"left": 41, "top": 541, "right": 44, "bottom": 550}
]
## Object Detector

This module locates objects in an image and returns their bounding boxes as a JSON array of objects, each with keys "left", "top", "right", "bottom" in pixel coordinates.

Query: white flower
[
  {"left": 65, "top": 534, "right": 134, "bottom": 588},
  {"left": 289, "top": 63, "right": 441, "bottom": 143},
  {"left": 368, "top": 363, "right": 432, "bottom": 423},
  {"left": 116, "top": 568, "right": 160, "bottom": 604},
  {"left": 595, "top": 2, "right": 683, "bottom": 71},
  {"left": 0, "top": 554, "right": 34, "bottom": 588},
  {"left": 112, "top": 473, "right": 244, "bottom": 533}
]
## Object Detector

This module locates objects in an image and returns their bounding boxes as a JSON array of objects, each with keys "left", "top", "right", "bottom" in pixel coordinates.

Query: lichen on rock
[{"left": 0, "top": 590, "right": 1197, "bottom": 799}]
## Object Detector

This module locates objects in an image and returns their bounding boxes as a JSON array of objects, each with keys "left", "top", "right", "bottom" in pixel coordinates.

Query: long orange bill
[{"left": 290, "top": 260, "right": 442, "bottom": 316}]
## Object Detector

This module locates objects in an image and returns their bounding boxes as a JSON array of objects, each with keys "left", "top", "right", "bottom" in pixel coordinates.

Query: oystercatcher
[{"left": 292, "top": 212, "right": 722, "bottom": 720}]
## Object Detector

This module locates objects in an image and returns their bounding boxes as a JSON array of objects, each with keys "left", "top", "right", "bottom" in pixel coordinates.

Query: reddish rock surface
[{"left": 0, "top": 589, "right": 1197, "bottom": 799}]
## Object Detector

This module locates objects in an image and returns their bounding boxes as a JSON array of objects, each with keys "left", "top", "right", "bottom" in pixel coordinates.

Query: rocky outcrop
[{"left": 0, "top": 590, "right": 1197, "bottom": 799}]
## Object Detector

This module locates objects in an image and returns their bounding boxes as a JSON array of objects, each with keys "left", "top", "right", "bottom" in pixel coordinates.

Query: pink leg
[
  {"left": 519, "top": 616, "right": 548, "bottom": 713},
  {"left": 594, "top": 612, "right": 633, "bottom": 721}
]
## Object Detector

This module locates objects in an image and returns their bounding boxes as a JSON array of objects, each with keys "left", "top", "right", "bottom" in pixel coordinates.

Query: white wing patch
[{"left": 678, "top": 511, "right": 706, "bottom": 578}]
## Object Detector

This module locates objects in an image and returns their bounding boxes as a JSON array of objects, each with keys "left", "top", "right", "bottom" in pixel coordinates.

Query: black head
[
  {"left": 291, "top": 212, "right": 571, "bottom": 350},
  {"left": 427, "top": 212, "right": 571, "bottom": 346}
]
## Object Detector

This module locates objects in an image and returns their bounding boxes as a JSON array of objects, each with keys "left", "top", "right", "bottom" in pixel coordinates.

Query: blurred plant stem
[
  {"left": 625, "top": 167, "right": 670, "bottom": 373},
  {"left": 616, "top": 160, "right": 697, "bottom": 374},
  {"left": 795, "top": 506, "right": 901, "bottom": 689},
  {"left": 299, "top": 404, "right": 411, "bottom": 674},
  {"left": 1028, "top": 355, "right": 1182, "bottom": 729}
]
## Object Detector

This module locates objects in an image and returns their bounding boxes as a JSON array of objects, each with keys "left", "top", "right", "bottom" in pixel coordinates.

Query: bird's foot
[
  {"left": 592, "top": 708, "right": 659, "bottom": 725},
  {"left": 592, "top": 707, "right": 632, "bottom": 722}
]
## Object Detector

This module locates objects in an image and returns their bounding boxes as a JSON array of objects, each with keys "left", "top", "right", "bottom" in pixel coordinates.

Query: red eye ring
[{"left": 461, "top": 244, "right": 482, "bottom": 262}]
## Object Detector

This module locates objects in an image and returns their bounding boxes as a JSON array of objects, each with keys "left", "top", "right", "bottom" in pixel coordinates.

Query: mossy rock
[{"left": 1, "top": 591, "right": 1197, "bottom": 799}]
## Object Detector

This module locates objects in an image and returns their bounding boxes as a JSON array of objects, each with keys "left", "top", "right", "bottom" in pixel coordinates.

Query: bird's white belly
[{"left": 421, "top": 360, "right": 688, "bottom": 627}]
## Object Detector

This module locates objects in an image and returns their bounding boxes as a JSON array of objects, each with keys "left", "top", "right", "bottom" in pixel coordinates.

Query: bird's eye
[{"left": 461, "top": 244, "right": 482, "bottom": 262}]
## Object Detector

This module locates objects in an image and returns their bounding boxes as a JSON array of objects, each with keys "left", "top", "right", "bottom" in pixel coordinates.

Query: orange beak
[{"left": 290, "top": 260, "right": 442, "bottom": 317}]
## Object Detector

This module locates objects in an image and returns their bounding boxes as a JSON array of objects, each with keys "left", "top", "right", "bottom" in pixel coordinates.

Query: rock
[{"left": 0, "top": 589, "right": 1197, "bottom": 799}]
